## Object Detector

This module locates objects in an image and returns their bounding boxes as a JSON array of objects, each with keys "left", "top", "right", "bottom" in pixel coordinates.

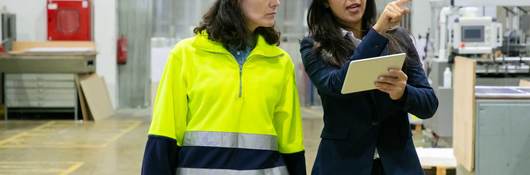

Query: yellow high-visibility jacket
[{"left": 142, "top": 32, "right": 305, "bottom": 175}]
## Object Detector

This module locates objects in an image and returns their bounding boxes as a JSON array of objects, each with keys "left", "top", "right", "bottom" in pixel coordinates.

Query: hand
[
  {"left": 374, "top": 68, "right": 408, "bottom": 100},
  {"left": 373, "top": 0, "right": 411, "bottom": 34}
]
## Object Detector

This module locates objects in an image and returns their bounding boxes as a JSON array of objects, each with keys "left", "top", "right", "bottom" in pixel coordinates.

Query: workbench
[{"left": 0, "top": 41, "right": 96, "bottom": 120}]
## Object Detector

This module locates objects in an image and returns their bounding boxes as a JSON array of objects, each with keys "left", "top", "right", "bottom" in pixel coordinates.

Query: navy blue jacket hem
[
  {"left": 282, "top": 151, "right": 306, "bottom": 175},
  {"left": 142, "top": 135, "right": 179, "bottom": 175}
]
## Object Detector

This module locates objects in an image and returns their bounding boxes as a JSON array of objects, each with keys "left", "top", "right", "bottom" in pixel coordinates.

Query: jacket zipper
[
  {"left": 239, "top": 63, "right": 243, "bottom": 98},
  {"left": 226, "top": 50, "right": 253, "bottom": 98},
  {"left": 231, "top": 52, "right": 250, "bottom": 98}
]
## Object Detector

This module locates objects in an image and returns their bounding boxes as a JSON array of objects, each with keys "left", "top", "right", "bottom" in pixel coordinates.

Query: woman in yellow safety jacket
[{"left": 141, "top": 0, "right": 306, "bottom": 175}]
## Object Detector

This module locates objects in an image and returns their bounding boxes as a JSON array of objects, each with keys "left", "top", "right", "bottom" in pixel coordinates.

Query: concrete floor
[{"left": 0, "top": 107, "right": 435, "bottom": 175}]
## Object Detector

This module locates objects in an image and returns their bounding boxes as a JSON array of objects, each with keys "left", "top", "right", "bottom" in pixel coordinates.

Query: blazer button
[{"left": 371, "top": 122, "right": 378, "bottom": 126}]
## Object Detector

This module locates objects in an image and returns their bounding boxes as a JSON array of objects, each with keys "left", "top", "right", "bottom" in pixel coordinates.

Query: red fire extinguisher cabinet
[
  {"left": 47, "top": 0, "right": 92, "bottom": 41},
  {"left": 117, "top": 36, "right": 128, "bottom": 65}
]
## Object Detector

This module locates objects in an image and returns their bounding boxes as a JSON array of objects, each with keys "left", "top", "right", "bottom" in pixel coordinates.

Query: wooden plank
[
  {"left": 80, "top": 74, "right": 114, "bottom": 121},
  {"left": 436, "top": 167, "right": 447, "bottom": 175},
  {"left": 12, "top": 41, "right": 96, "bottom": 52},
  {"left": 520, "top": 80, "right": 530, "bottom": 87},
  {"left": 8, "top": 41, "right": 96, "bottom": 56},
  {"left": 453, "top": 57, "right": 476, "bottom": 172},
  {"left": 11, "top": 50, "right": 97, "bottom": 56}
]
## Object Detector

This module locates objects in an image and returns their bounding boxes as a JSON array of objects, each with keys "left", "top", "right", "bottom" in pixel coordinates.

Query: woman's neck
[
  {"left": 345, "top": 22, "right": 363, "bottom": 38},
  {"left": 246, "top": 33, "right": 257, "bottom": 48}
]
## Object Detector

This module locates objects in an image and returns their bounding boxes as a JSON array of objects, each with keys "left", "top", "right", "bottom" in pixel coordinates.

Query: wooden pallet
[
  {"left": 423, "top": 166, "right": 455, "bottom": 175},
  {"left": 0, "top": 104, "right": 4, "bottom": 120},
  {"left": 414, "top": 124, "right": 423, "bottom": 134}
]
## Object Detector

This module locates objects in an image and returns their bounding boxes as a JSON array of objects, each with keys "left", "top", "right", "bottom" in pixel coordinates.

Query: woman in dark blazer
[{"left": 300, "top": 0, "right": 438, "bottom": 174}]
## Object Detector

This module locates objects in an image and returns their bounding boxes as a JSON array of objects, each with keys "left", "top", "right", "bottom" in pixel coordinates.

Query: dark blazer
[{"left": 300, "top": 28, "right": 438, "bottom": 175}]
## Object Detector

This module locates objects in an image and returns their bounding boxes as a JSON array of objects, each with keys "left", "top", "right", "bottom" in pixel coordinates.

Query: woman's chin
[
  {"left": 347, "top": 16, "right": 363, "bottom": 25},
  {"left": 259, "top": 23, "right": 275, "bottom": 28}
]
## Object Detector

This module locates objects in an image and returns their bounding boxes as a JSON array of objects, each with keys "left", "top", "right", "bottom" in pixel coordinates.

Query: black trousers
[{"left": 372, "top": 158, "right": 385, "bottom": 175}]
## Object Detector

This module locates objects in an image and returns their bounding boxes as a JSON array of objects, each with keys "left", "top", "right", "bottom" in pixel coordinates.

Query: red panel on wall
[{"left": 47, "top": 0, "right": 91, "bottom": 41}]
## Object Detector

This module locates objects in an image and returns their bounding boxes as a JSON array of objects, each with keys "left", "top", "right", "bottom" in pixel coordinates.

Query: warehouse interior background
[{"left": 1, "top": 0, "right": 530, "bottom": 174}]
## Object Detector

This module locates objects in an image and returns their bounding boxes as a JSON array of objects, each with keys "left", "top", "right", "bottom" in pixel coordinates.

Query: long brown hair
[
  {"left": 194, "top": 0, "right": 280, "bottom": 50},
  {"left": 307, "top": 0, "right": 410, "bottom": 67}
]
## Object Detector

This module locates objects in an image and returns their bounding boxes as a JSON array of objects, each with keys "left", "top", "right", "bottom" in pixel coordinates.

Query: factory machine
[
  {"left": 424, "top": 0, "right": 530, "bottom": 139},
  {"left": 435, "top": 3, "right": 530, "bottom": 78},
  {"left": 420, "top": 1, "right": 530, "bottom": 174}
]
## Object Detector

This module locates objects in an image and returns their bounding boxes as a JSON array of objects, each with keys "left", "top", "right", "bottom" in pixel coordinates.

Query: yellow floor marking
[
  {"left": 0, "top": 121, "right": 142, "bottom": 149},
  {"left": 59, "top": 162, "right": 84, "bottom": 175},
  {"left": 0, "top": 169, "right": 63, "bottom": 173},
  {"left": 31, "top": 121, "right": 58, "bottom": 130},
  {"left": 0, "top": 121, "right": 55, "bottom": 146},
  {"left": 0, "top": 132, "right": 27, "bottom": 145},
  {"left": 0, "top": 161, "right": 83, "bottom": 175},
  {"left": 0, "top": 144, "right": 105, "bottom": 149},
  {"left": 102, "top": 121, "right": 143, "bottom": 147},
  {"left": 0, "top": 161, "right": 81, "bottom": 164}
]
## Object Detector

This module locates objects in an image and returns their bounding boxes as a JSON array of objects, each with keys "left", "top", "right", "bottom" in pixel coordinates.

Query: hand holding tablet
[{"left": 341, "top": 53, "right": 407, "bottom": 96}]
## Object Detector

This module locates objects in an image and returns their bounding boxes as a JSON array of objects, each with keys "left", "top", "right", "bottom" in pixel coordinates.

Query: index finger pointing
[{"left": 395, "top": 0, "right": 411, "bottom": 7}]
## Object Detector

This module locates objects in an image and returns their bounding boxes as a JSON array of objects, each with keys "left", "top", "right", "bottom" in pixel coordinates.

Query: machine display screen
[{"left": 462, "top": 26, "right": 485, "bottom": 42}]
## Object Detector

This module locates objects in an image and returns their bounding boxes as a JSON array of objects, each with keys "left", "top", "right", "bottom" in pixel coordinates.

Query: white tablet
[{"left": 341, "top": 53, "right": 406, "bottom": 94}]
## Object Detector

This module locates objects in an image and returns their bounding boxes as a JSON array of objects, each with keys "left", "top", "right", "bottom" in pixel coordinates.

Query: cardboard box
[{"left": 79, "top": 74, "right": 114, "bottom": 121}]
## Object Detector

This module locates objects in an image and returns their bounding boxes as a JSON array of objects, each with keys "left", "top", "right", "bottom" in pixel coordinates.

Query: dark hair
[
  {"left": 193, "top": 0, "right": 280, "bottom": 50},
  {"left": 307, "top": 0, "right": 407, "bottom": 67}
]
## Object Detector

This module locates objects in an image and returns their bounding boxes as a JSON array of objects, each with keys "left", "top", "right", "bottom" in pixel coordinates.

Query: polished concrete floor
[
  {"left": 0, "top": 107, "right": 436, "bottom": 175},
  {"left": 0, "top": 115, "right": 147, "bottom": 174}
]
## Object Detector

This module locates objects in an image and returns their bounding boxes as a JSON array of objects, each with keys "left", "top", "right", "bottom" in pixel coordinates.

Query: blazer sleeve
[
  {"left": 300, "top": 28, "right": 389, "bottom": 96},
  {"left": 392, "top": 28, "right": 439, "bottom": 119}
]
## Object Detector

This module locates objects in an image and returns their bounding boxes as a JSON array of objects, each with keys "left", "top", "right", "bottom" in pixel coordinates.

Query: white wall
[
  {"left": 93, "top": 0, "right": 118, "bottom": 108},
  {"left": 0, "top": 0, "right": 118, "bottom": 108},
  {"left": 0, "top": 0, "right": 47, "bottom": 40}
]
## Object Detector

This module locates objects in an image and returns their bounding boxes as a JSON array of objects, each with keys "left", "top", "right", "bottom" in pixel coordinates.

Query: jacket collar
[{"left": 192, "top": 31, "right": 284, "bottom": 58}]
